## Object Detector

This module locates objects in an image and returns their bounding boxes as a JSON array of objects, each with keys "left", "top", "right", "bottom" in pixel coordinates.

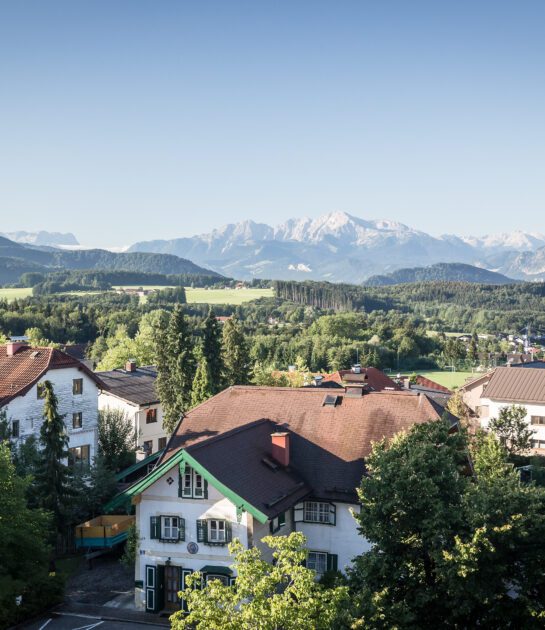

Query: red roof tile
[{"left": 322, "top": 367, "right": 400, "bottom": 391}]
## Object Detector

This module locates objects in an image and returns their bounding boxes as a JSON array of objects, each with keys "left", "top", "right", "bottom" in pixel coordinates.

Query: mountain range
[
  {"left": 128, "top": 211, "right": 545, "bottom": 283},
  {"left": 365, "top": 263, "right": 515, "bottom": 286},
  {"left": 0, "top": 231, "right": 79, "bottom": 247}
]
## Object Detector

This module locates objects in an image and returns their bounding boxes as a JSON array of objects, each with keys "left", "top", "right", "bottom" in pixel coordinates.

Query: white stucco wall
[
  {"left": 98, "top": 392, "right": 167, "bottom": 454},
  {"left": 480, "top": 398, "right": 545, "bottom": 449},
  {"left": 3, "top": 366, "right": 99, "bottom": 459}
]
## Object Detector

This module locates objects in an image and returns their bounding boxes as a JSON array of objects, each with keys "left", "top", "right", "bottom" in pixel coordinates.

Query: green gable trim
[
  {"left": 106, "top": 448, "right": 269, "bottom": 524},
  {"left": 181, "top": 451, "right": 269, "bottom": 524},
  {"left": 200, "top": 565, "right": 233, "bottom": 577},
  {"left": 115, "top": 449, "right": 165, "bottom": 481}
]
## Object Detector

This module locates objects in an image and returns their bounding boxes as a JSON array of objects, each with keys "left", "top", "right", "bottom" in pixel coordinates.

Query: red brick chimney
[
  {"left": 271, "top": 432, "right": 290, "bottom": 467},
  {"left": 6, "top": 342, "right": 28, "bottom": 357},
  {"left": 125, "top": 359, "right": 137, "bottom": 373}
]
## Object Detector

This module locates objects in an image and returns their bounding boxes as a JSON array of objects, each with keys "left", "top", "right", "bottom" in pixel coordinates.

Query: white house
[
  {"left": 0, "top": 341, "right": 102, "bottom": 466},
  {"left": 109, "top": 384, "right": 456, "bottom": 614},
  {"left": 97, "top": 362, "right": 167, "bottom": 456},
  {"left": 475, "top": 366, "right": 545, "bottom": 452}
]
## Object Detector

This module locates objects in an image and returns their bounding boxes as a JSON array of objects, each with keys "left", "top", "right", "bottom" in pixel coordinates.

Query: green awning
[{"left": 200, "top": 565, "right": 233, "bottom": 577}]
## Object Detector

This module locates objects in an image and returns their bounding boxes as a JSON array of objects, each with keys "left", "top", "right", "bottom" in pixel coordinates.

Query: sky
[{"left": 1, "top": 0, "right": 544, "bottom": 247}]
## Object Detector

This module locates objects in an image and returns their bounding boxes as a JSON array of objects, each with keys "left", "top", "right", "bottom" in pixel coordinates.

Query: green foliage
[
  {"left": 222, "top": 317, "right": 251, "bottom": 386},
  {"left": 34, "top": 381, "right": 73, "bottom": 534},
  {"left": 121, "top": 523, "right": 140, "bottom": 570},
  {"left": 170, "top": 532, "right": 351, "bottom": 630},
  {"left": 0, "top": 442, "right": 64, "bottom": 629},
  {"left": 488, "top": 404, "right": 534, "bottom": 455},
  {"left": 191, "top": 349, "right": 213, "bottom": 407},
  {"left": 97, "top": 408, "right": 137, "bottom": 472},
  {"left": 202, "top": 308, "right": 223, "bottom": 393}
]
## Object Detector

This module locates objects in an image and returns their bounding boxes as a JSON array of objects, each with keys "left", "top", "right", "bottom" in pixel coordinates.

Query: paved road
[{"left": 21, "top": 612, "right": 166, "bottom": 630}]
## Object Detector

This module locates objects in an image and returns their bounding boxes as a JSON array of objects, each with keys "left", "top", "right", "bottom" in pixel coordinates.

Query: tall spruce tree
[
  {"left": 222, "top": 317, "right": 251, "bottom": 386},
  {"left": 191, "top": 347, "right": 213, "bottom": 407},
  {"left": 156, "top": 304, "right": 195, "bottom": 434},
  {"left": 202, "top": 308, "right": 223, "bottom": 393},
  {"left": 34, "top": 381, "right": 72, "bottom": 534}
]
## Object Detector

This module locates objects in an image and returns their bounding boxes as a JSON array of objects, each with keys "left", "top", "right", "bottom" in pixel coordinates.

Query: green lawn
[
  {"left": 0, "top": 287, "right": 33, "bottom": 301},
  {"left": 416, "top": 370, "right": 474, "bottom": 389},
  {"left": 185, "top": 287, "right": 273, "bottom": 304}
]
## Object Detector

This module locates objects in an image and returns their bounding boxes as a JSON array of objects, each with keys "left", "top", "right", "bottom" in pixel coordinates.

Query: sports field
[
  {"left": 185, "top": 287, "right": 273, "bottom": 304},
  {"left": 416, "top": 370, "right": 474, "bottom": 389}
]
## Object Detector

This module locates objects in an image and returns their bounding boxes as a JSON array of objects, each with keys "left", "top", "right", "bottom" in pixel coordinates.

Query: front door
[{"left": 165, "top": 565, "right": 180, "bottom": 610}]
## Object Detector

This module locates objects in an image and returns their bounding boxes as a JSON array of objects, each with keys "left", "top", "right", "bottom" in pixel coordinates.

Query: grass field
[
  {"left": 416, "top": 370, "right": 474, "bottom": 389},
  {"left": 0, "top": 287, "right": 33, "bottom": 301},
  {"left": 185, "top": 287, "right": 273, "bottom": 304}
]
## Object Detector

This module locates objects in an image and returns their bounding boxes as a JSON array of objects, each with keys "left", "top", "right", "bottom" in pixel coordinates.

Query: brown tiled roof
[
  {"left": 161, "top": 386, "right": 455, "bottom": 503},
  {"left": 322, "top": 367, "right": 400, "bottom": 391},
  {"left": 483, "top": 367, "right": 545, "bottom": 403},
  {"left": 97, "top": 366, "right": 158, "bottom": 405},
  {"left": 0, "top": 345, "right": 102, "bottom": 406},
  {"left": 414, "top": 375, "right": 452, "bottom": 393},
  {"left": 187, "top": 420, "right": 311, "bottom": 518}
]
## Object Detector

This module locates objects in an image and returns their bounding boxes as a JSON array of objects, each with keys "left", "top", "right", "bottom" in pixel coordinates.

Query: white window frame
[
  {"left": 307, "top": 551, "right": 328, "bottom": 575},
  {"left": 208, "top": 519, "right": 226, "bottom": 543},
  {"left": 304, "top": 501, "right": 332, "bottom": 524},
  {"left": 161, "top": 515, "right": 180, "bottom": 541},
  {"left": 182, "top": 467, "right": 204, "bottom": 498}
]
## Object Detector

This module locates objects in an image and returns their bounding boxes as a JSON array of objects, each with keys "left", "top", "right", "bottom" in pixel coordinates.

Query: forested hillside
[{"left": 365, "top": 262, "right": 515, "bottom": 286}]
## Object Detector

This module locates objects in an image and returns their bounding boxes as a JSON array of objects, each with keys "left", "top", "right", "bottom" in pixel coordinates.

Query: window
[
  {"left": 36, "top": 383, "right": 45, "bottom": 399},
  {"left": 146, "top": 408, "right": 157, "bottom": 424},
  {"left": 209, "top": 519, "right": 226, "bottom": 543},
  {"left": 11, "top": 420, "right": 20, "bottom": 438},
  {"left": 307, "top": 551, "right": 328, "bottom": 575},
  {"left": 73, "top": 378, "right": 83, "bottom": 395},
  {"left": 531, "top": 416, "right": 545, "bottom": 426},
  {"left": 150, "top": 515, "right": 185, "bottom": 542},
  {"left": 532, "top": 439, "right": 545, "bottom": 450},
  {"left": 158, "top": 437, "right": 167, "bottom": 450},
  {"left": 68, "top": 445, "right": 90, "bottom": 469},
  {"left": 270, "top": 512, "right": 286, "bottom": 534},
  {"left": 72, "top": 412, "right": 83, "bottom": 429},
  {"left": 304, "top": 501, "right": 335, "bottom": 525},
  {"left": 205, "top": 574, "right": 229, "bottom": 586},
  {"left": 179, "top": 467, "right": 206, "bottom": 499},
  {"left": 479, "top": 405, "right": 489, "bottom": 418},
  {"left": 143, "top": 440, "right": 153, "bottom": 454}
]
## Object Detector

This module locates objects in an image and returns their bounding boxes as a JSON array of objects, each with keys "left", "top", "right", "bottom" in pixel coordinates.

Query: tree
[
  {"left": 446, "top": 390, "right": 471, "bottom": 427},
  {"left": 97, "top": 408, "right": 137, "bottom": 472},
  {"left": 350, "top": 420, "right": 469, "bottom": 627},
  {"left": 222, "top": 317, "right": 251, "bottom": 386},
  {"left": 191, "top": 348, "right": 213, "bottom": 407},
  {"left": 34, "top": 381, "right": 72, "bottom": 534},
  {"left": 0, "top": 442, "right": 64, "bottom": 628},
  {"left": 202, "top": 308, "right": 223, "bottom": 393},
  {"left": 156, "top": 305, "right": 195, "bottom": 434},
  {"left": 170, "top": 533, "right": 351, "bottom": 630},
  {"left": 488, "top": 404, "right": 534, "bottom": 455}
]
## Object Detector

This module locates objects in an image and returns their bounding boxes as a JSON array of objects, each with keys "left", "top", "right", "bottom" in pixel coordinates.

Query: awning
[{"left": 200, "top": 565, "right": 233, "bottom": 577}]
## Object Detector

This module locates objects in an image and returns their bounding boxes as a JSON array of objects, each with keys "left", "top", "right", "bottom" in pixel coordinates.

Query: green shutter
[
  {"left": 203, "top": 479, "right": 208, "bottom": 499},
  {"left": 179, "top": 517, "right": 186, "bottom": 542},
  {"left": 145, "top": 565, "right": 156, "bottom": 612},
  {"left": 225, "top": 521, "right": 232, "bottom": 543},
  {"left": 178, "top": 471, "right": 183, "bottom": 498},
  {"left": 279, "top": 512, "right": 286, "bottom": 527},
  {"left": 150, "top": 516, "right": 160, "bottom": 539},
  {"left": 327, "top": 553, "right": 338, "bottom": 572},
  {"left": 155, "top": 565, "right": 165, "bottom": 613},
  {"left": 329, "top": 503, "right": 336, "bottom": 526},
  {"left": 197, "top": 519, "right": 208, "bottom": 543}
]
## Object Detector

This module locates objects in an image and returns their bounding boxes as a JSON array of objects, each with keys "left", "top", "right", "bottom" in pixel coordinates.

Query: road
[{"left": 21, "top": 612, "right": 166, "bottom": 630}]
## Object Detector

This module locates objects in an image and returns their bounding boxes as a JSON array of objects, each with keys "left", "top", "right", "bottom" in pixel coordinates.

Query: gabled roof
[
  {"left": 0, "top": 345, "right": 103, "bottom": 407},
  {"left": 413, "top": 375, "right": 452, "bottom": 394},
  {"left": 159, "top": 386, "right": 456, "bottom": 503},
  {"left": 97, "top": 366, "right": 158, "bottom": 405},
  {"left": 322, "top": 367, "right": 400, "bottom": 391},
  {"left": 483, "top": 367, "right": 545, "bottom": 403}
]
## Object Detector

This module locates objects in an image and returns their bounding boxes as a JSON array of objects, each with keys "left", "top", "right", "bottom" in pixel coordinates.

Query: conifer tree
[
  {"left": 34, "top": 381, "right": 72, "bottom": 534},
  {"left": 191, "top": 348, "right": 213, "bottom": 407},
  {"left": 202, "top": 307, "right": 223, "bottom": 393},
  {"left": 222, "top": 317, "right": 251, "bottom": 386},
  {"left": 156, "top": 305, "right": 195, "bottom": 434}
]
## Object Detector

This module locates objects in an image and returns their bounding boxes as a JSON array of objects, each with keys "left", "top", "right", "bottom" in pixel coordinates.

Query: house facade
[
  {"left": 97, "top": 362, "right": 167, "bottom": 456},
  {"left": 109, "top": 385, "right": 456, "bottom": 614},
  {"left": 475, "top": 367, "right": 545, "bottom": 452},
  {"left": 0, "top": 342, "right": 102, "bottom": 466}
]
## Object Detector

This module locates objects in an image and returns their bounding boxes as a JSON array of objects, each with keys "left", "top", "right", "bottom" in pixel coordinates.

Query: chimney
[
  {"left": 403, "top": 378, "right": 411, "bottom": 390},
  {"left": 125, "top": 359, "right": 137, "bottom": 373},
  {"left": 6, "top": 342, "right": 28, "bottom": 357},
  {"left": 351, "top": 363, "right": 361, "bottom": 374},
  {"left": 313, "top": 375, "right": 324, "bottom": 387},
  {"left": 271, "top": 432, "right": 290, "bottom": 467},
  {"left": 345, "top": 383, "right": 365, "bottom": 397}
]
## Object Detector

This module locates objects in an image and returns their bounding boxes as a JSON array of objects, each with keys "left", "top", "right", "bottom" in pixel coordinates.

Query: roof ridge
[{"left": 187, "top": 418, "right": 277, "bottom": 452}]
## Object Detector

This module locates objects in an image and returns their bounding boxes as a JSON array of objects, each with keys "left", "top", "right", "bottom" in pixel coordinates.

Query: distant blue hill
[{"left": 364, "top": 263, "right": 516, "bottom": 286}]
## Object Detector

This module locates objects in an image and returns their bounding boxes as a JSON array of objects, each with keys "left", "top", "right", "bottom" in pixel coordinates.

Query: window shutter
[
  {"left": 203, "top": 479, "right": 208, "bottom": 499},
  {"left": 225, "top": 521, "right": 232, "bottom": 543},
  {"left": 197, "top": 519, "right": 208, "bottom": 543},
  {"left": 150, "top": 516, "right": 160, "bottom": 539},
  {"left": 327, "top": 553, "right": 338, "bottom": 572},
  {"left": 329, "top": 503, "right": 336, "bottom": 525},
  {"left": 179, "top": 517, "right": 186, "bottom": 542},
  {"left": 279, "top": 512, "right": 286, "bottom": 527},
  {"left": 178, "top": 471, "right": 183, "bottom": 498}
]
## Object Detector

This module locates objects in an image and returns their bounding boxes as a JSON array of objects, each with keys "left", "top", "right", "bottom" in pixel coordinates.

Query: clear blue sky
[{"left": 1, "top": 0, "right": 544, "bottom": 246}]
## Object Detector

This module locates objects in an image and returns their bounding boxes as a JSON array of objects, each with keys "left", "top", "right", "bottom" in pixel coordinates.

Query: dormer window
[{"left": 303, "top": 501, "right": 336, "bottom": 525}]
